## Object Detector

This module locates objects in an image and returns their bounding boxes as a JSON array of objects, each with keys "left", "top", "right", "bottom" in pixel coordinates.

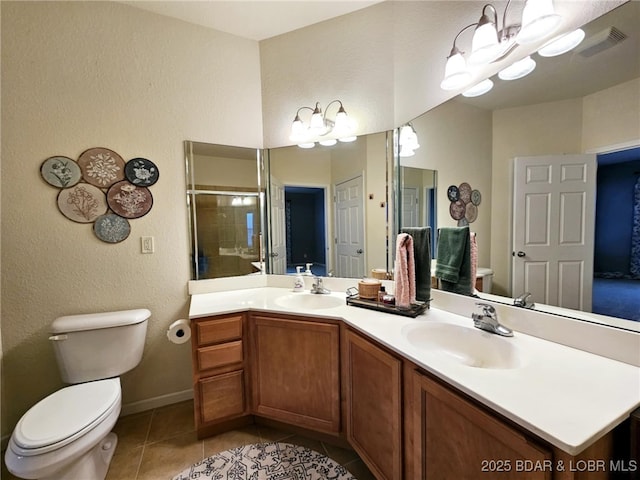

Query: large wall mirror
[
  {"left": 265, "top": 132, "right": 393, "bottom": 279},
  {"left": 185, "top": 141, "right": 265, "bottom": 280},
  {"left": 397, "top": 1, "right": 639, "bottom": 330}
]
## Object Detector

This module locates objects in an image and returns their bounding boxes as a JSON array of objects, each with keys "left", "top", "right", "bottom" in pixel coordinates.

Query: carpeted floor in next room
[
  {"left": 592, "top": 278, "right": 640, "bottom": 321},
  {"left": 2, "top": 400, "right": 375, "bottom": 480}
]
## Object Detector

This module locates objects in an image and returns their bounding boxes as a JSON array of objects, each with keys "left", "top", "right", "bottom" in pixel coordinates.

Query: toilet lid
[{"left": 13, "top": 378, "right": 120, "bottom": 450}]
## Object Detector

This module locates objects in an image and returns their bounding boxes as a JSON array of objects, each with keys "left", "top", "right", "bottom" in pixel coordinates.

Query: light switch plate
[{"left": 141, "top": 236, "right": 155, "bottom": 254}]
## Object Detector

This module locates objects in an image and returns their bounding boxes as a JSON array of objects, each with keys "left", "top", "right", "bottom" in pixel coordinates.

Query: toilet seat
[{"left": 12, "top": 378, "right": 121, "bottom": 456}]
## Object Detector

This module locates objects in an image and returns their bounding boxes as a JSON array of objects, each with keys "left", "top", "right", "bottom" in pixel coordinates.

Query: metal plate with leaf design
[
  {"left": 41, "top": 156, "right": 82, "bottom": 188},
  {"left": 78, "top": 147, "right": 125, "bottom": 188},
  {"left": 57, "top": 183, "right": 108, "bottom": 223},
  {"left": 125, "top": 157, "right": 159, "bottom": 187},
  {"left": 107, "top": 180, "right": 153, "bottom": 219},
  {"left": 94, "top": 214, "right": 131, "bottom": 243}
]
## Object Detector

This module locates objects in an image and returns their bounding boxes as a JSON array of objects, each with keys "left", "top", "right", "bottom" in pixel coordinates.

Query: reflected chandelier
[
  {"left": 440, "top": 0, "right": 567, "bottom": 92},
  {"left": 290, "top": 100, "right": 357, "bottom": 148}
]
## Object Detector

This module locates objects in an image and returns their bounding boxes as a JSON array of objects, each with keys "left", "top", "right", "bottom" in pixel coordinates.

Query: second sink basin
[
  {"left": 274, "top": 293, "right": 344, "bottom": 310},
  {"left": 402, "top": 322, "right": 526, "bottom": 369}
]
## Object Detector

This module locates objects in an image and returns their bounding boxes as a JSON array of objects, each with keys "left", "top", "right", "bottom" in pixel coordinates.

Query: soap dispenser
[
  {"left": 305, "top": 263, "right": 313, "bottom": 276},
  {"left": 293, "top": 266, "right": 305, "bottom": 292}
]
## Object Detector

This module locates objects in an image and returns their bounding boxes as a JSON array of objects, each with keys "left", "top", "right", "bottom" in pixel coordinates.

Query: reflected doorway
[{"left": 285, "top": 186, "right": 327, "bottom": 276}]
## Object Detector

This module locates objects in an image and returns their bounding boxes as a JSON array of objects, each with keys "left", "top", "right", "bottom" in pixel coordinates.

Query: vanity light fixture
[
  {"left": 399, "top": 124, "right": 420, "bottom": 158},
  {"left": 441, "top": 0, "right": 563, "bottom": 91},
  {"left": 498, "top": 55, "right": 536, "bottom": 80},
  {"left": 463, "top": 78, "right": 494, "bottom": 97},
  {"left": 289, "top": 100, "right": 357, "bottom": 148},
  {"left": 537, "top": 28, "right": 585, "bottom": 57}
]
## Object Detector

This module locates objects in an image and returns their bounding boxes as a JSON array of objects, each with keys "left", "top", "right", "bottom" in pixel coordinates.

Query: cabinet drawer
[
  {"left": 197, "top": 340, "right": 243, "bottom": 371},
  {"left": 196, "top": 315, "right": 243, "bottom": 346},
  {"left": 199, "top": 370, "right": 245, "bottom": 423}
]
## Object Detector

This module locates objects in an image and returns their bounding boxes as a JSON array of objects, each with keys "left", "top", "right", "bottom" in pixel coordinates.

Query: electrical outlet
[{"left": 141, "top": 236, "right": 155, "bottom": 254}]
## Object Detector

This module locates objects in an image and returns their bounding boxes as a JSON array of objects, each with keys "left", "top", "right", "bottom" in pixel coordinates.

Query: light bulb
[
  {"left": 516, "top": 0, "right": 562, "bottom": 45},
  {"left": 538, "top": 28, "right": 585, "bottom": 57},
  {"left": 440, "top": 51, "right": 472, "bottom": 90}
]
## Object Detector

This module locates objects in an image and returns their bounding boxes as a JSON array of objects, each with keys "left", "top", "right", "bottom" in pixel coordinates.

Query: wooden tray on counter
[{"left": 345, "top": 294, "right": 430, "bottom": 318}]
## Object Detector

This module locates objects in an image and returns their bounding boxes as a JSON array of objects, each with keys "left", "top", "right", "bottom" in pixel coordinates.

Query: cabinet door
[
  {"left": 345, "top": 328, "right": 403, "bottom": 480},
  {"left": 199, "top": 370, "right": 246, "bottom": 424},
  {"left": 250, "top": 315, "right": 341, "bottom": 434},
  {"left": 413, "top": 370, "right": 552, "bottom": 480}
]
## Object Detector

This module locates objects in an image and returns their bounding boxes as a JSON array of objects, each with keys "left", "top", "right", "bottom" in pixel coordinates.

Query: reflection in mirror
[
  {"left": 185, "top": 141, "right": 265, "bottom": 280},
  {"left": 265, "top": 132, "right": 392, "bottom": 279},
  {"left": 397, "top": 2, "right": 639, "bottom": 329}
]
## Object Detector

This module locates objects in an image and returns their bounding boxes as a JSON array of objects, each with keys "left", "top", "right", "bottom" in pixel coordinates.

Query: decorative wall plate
[
  {"left": 465, "top": 202, "right": 478, "bottom": 223},
  {"left": 447, "top": 185, "right": 459, "bottom": 202},
  {"left": 471, "top": 189, "right": 482, "bottom": 206},
  {"left": 107, "top": 180, "right": 153, "bottom": 219},
  {"left": 449, "top": 200, "right": 466, "bottom": 220},
  {"left": 125, "top": 157, "right": 159, "bottom": 186},
  {"left": 458, "top": 182, "right": 472, "bottom": 204},
  {"left": 41, "top": 156, "right": 82, "bottom": 188},
  {"left": 78, "top": 147, "right": 125, "bottom": 188},
  {"left": 57, "top": 183, "right": 108, "bottom": 223},
  {"left": 94, "top": 214, "right": 131, "bottom": 243}
]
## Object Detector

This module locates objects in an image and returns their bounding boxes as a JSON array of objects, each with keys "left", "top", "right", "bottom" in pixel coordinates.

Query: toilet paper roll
[{"left": 167, "top": 319, "right": 191, "bottom": 344}]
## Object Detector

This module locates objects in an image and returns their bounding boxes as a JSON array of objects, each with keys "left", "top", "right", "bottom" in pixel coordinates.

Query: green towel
[{"left": 435, "top": 226, "right": 472, "bottom": 295}]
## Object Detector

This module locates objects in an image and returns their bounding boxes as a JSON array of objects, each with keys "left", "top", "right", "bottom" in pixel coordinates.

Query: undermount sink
[
  {"left": 402, "top": 322, "right": 526, "bottom": 370},
  {"left": 274, "top": 293, "right": 344, "bottom": 310}
]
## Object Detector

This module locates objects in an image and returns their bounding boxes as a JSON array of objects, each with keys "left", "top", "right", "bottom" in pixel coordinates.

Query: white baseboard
[{"left": 120, "top": 389, "right": 194, "bottom": 417}]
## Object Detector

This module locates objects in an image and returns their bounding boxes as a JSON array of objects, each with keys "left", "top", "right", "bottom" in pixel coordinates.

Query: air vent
[{"left": 576, "top": 27, "right": 627, "bottom": 58}]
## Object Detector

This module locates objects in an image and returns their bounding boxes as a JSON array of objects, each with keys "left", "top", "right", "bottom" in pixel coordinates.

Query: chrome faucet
[
  {"left": 472, "top": 303, "right": 513, "bottom": 337},
  {"left": 310, "top": 276, "right": 331, "bottom": 294},
  {"left": 513, "top": 291, "right": 535, "bottom": 309}
]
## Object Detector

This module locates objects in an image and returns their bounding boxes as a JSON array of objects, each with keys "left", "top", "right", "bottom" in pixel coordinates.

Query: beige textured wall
[{"left": 1, "top": 1, "right": 262, "bottom": 437}]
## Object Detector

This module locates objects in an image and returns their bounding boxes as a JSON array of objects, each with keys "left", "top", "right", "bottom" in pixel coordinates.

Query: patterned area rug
[{"left": 173, "top": 442, "right": 356, "bottom": 480}]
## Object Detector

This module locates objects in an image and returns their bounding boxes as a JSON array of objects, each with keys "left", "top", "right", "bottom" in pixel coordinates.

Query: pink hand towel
[
  {"left": 470, "top": 232, "right": 478, "bottom": 292},
  {"left": 395, "top": 233, "right": 416, "bottom": 307}
]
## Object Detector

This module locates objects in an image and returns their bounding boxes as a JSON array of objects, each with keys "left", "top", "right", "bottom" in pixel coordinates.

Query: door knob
[
  {"left": 356, "top": 249, "right": 363, "bottom": 254},
  {"left": 270, "top": 252, "right": 279, "bottom": 257},
  {"left": 513, "top": 251, "right": 526, "bottom": 257}
]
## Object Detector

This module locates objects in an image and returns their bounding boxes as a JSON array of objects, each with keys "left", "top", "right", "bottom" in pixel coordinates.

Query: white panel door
[
  {"left": 402, "top": 187, "right": 419, "bottom": 228},
  {"left": 335, "top": 175, "right": 365, "bottom": 278},
  {"left": 269, "top": 175, "right": 286, "bottom": 274},
  {"left": 512, "top": 154, "right": 596, "bottom": 311}
]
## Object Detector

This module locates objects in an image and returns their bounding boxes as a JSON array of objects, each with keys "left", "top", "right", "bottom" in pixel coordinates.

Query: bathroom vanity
[{"left": 188, "top": 276, "right": 640, "bottom": 480}]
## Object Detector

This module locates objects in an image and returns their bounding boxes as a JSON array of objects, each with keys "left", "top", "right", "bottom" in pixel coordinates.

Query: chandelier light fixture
[
  {"left": 441, "top": 0, "right": 566, "bottom": 93},
  {"left": 290, "top": 100, "right": 357, "bottom": 148},
  {"left": 398, "top": 124, "right": 420, "bottom": 158}
]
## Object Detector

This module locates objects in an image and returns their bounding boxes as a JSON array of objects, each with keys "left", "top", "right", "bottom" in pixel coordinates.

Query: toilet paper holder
[{"left": 167, "top": 319, "right": 191, "bottom": 344}]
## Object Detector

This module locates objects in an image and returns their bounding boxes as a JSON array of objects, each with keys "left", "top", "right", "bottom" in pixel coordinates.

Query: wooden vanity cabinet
[
  {"left": 249, "top": 312, "right": 341, "bottom": 435},
  {"left": 343, "top": 327, "right": 403, "bottom": 480},
  {"left": 410, "top": 368, "right": 619, "bottom": 480},
  {"left": 191, "top": 313, "right": 250, "bottom": 438}
]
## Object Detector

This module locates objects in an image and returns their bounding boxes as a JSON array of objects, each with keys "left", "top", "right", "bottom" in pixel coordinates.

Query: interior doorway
[
  {"left": 284, "top": 186, "right": 327, "bottom": 276},
  {"left": 593, "top": 146, "right": 640, "bottom": 321}
]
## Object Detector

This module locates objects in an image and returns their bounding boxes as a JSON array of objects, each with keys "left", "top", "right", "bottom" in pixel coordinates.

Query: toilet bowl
[
  {"left": 6, "top": 378, "right": 121, "bottom": 480},
  {"left": 5, "top": 309, "right": 150, "bottom": 480}
]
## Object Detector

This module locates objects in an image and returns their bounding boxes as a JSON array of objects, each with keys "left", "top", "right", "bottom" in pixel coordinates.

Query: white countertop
[{"left": 189, "top": 284, "right": 640, "bottom": 456}]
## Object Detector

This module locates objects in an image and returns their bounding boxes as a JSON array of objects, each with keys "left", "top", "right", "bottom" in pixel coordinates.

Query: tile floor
[{"left": 2, "top": 400, "right": 376, "bottom": 480}]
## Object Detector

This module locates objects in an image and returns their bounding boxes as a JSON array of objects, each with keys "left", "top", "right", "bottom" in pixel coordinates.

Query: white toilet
[{"left": 5, "top": 309, "right": 150, "bottom": 480}]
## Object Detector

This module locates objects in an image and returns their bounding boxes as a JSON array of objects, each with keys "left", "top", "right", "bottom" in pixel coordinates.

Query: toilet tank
[{"left": 49, "top": 309, "right": 150, "bottom": 384}]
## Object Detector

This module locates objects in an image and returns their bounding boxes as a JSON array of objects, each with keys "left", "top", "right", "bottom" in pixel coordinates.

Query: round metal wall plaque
[
  {"left": 94, "top": 214, "right": 131, "bottom": 243},
  {"left": 78, "top": 147, "right": 125, "bottom": 188},
  {"left": 125, "top": 157, "right": 159, "bottom": 187},
  {"left": 57, "top": 183, "right": 108, "bottom": 223},
  {"left": 41, "top": 156, "right": 82, "bottom": 188},
  {"left": 107, "top": 180, "right": 153, "bottom": 219}
]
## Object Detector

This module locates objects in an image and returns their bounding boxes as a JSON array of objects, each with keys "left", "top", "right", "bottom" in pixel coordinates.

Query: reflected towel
[
  {"left": 435, "top": 227, "right": 472, "bottom": 295},
  {"left": 401, "top": 227, "right": 431, "bottom": 302},
  {"left": 394, "top": 233, "right": 416, "bottom": 307},
  {"left": 470, "top": 232, "right": 478, "bottom": 292}
]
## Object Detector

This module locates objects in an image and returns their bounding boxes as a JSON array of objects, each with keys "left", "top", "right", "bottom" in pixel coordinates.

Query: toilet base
[{"left": 41, "top": 432, "right": 118, "bottom": 480}]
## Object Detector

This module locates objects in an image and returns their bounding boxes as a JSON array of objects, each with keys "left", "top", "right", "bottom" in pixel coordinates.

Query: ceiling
[{"left": 119, "top": 0, "right": 384, "bottom": 41}]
